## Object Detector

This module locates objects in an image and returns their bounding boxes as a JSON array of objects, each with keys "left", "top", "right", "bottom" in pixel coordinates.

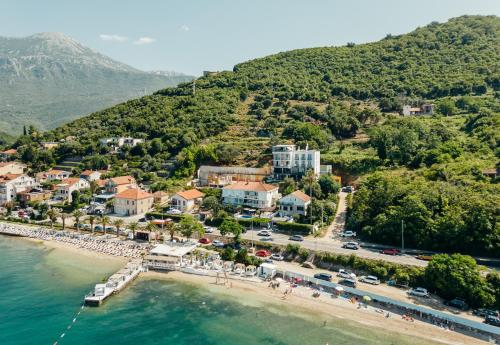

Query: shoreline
[{"left": 141, "top": 270, "right": 489, "bottom": 345}]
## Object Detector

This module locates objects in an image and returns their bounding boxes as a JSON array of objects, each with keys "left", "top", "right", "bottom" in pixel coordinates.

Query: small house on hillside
[
  {"left": 222, "top": 181, "right": 280, "bottom": 209},
  {"left": 55, "top": 178, "right": 89, "bottom": 202},
  {"left": 171, "top": 189, "right": 205, "bottom": 212},
  {"left": 153, "top": 191, "right": 169, "bottom": 205},
  {"left": 0, "top": 162, "right": 26, "bottom": 175},
  {"left": 105, "top": 176, "right": 137, "bottom": 194},
  {"left": 80, "top": 170, "right": 102, "bottom": 181},
  {"left": 278, "top": 190, "right": 311, "bottom": 217},
  {"left": 0, "top": 149, "right": 17, "bottom": 161},
  {"left": 402, "top": 104, "right": 433, "bottom": 116},
  {"left": 45, "top": 169, "right": 71, "bottom": 182}
]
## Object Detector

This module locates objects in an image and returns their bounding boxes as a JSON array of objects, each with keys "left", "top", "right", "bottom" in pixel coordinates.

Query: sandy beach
[{"left": 142, "top": 270, "right": 490, "bottom": 345}]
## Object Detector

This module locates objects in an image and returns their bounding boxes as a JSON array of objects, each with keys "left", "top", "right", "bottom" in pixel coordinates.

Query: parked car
[
  {"left": 314, "top": 273, "right": 332, "bottom": 282},
  {"left": 338, "top": 279, "right": 357, "bottom": 288},
  {"left": 473, "top": 309, "right": 499, "bottom": 318},
  {"left": 212, "top": 240, "right": 224, "bottom": 248},
  {"left": 380, "top": 248, "right": 400, "bottom": 256},
  {"left": 360, "top": 275, "right": 380, "bottom": 285},
  {"left": 445, "top": 298, "right": 469, "bottom": 310},
  {"left": 484, "top": 315, "right": 500, "bottom": 327},
  {"left": 94, "top": 225, "right": 103, "bottom": 231},
  {"left": 341, "top": 186, "right": 354, "bottom": 193},
  {"left": 342, "top": 242, "right": 359, "bottom": 250},
  {"left": 255, "top": 249, "right": 271, "bottom": 257},
  {"left": 203, "top": 226, "right": 215, "bottom": 234},
  {"left": 224, "top": 242, "right": 242, "bottom": 250},
  {"left": 270, "top": 253, "right": 284, "bottom": 261},
  {"left": 257, "top": 230, "right": 272, "bottom": 237},
  {"left": 199, "top": 238, "right": 211, "bottom": 244},
  {"left": 407, "top": 287, "right": 429, "bottom": 298},
  {"left": 289, "top": 235, "right": 304, "bottom": 242},
  {"left": 338, "top": 269, "right": 356, "bottom": 280},
  {"left": 340, "top": 231, "right": 356, "bottom": 237},
  {"left": 166, "top": 208, "right": 182, "bottom": 215}
]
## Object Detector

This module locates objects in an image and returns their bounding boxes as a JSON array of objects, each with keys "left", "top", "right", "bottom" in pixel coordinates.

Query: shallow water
[{"left": 0, "top": 235, "right": 439, "bottom": 345}]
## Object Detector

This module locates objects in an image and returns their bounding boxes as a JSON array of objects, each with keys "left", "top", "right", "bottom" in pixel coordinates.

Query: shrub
[{"left": 275, "top": 222, "right": 312, "bottom": 235}]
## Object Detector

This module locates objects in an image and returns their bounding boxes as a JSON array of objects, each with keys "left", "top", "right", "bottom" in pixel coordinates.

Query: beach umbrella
[{"left": 363, "top": 296, "right": 372, "bottom": 302}]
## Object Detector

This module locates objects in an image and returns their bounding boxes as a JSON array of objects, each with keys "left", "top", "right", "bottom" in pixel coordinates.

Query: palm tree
[
  {"left": 47, "top": 208, "right": 61, "bottom": 229},
  {"left": 72, "top": 210, "right": 84, "bottom": 232},
  {"left": 89, "top": 180, "right": 99, "bottom": 196},
  {"left": 144, "top": 221, "right": 157, "bottom": 243},
  {"left": 128, "top": 221, "right": 138, "bottom": 240},
  {"left": 100, "top": 215, "right": 110, "bottom": 235},
  {"left": 164, "top": 221, "right": 177, "bottom": 242},
  {"left": 113, "top": 219, "right": 124, "bottom": 238},
  {"left": 87, "top": 215, "right": 96, "bottom": 234},
  {"left": 59, "top": 212, "right": 69, "bottom": 230}
]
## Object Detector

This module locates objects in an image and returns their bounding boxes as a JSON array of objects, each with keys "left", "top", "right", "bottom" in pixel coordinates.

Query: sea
[{"left": 0, "top": 235, "right": 439, "bottom": 345}]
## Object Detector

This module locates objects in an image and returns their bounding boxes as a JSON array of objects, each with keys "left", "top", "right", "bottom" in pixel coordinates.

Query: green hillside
[{"left": 8, "top": 15, "right": 500, "bottom": 256}]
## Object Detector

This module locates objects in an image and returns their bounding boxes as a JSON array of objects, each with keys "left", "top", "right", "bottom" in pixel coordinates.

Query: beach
[{"left": 0, "top": 221, "right": 493, "bottom": 345}]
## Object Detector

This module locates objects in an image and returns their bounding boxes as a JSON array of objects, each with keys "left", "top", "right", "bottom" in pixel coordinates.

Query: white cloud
[
  {"left": 179, "top": 25, "right": 190, "bottom": 32},
  {"left": 99, "top": 34, "right": 128, "bottom": 42},
  {"left": 133, "top": 37, "right": 156, "bottom": 45}
]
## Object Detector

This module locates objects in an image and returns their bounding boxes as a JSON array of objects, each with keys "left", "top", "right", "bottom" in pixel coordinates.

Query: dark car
[
  {"left": 445, "top": 298, "right": 469, "bottom": 311},
  {"left": 314, "top": 273, "right": 332, "bottom": 282},
  {"left": 473, "top": 309, "right": 499, "bottom": 318},
  {"left": 289, "top": 235, "right": 304, "bottom": 242},
  {"left": 485, "top": 315, "right": 500, "bottom": 327},
  {"left": 338, "top": 279, "right": 357, "bottom": 288},
  {"left": 224, "top": 242, "right": 242, "bottom": 250}
]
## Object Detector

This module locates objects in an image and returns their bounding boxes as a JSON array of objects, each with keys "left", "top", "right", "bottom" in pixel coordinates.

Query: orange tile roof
[
  {"left": 175, "top": 189, "right": 205, "bottom": 200},
  {"left": 59, "top": 178, "right": 81, "bottom": 187},
  {"left": 115, "top": 188, "right": 153, "bottom": 200},
  {"left": 290, "top": 190, "right": 312, "bottom": 202},
  {"left": 110, "top": 175, "right": 135, "bottom": 185},
  {"left": 96, "top": 179, "right": 106, "bottom": 187},
  {"left": 223, "top": 181, "right": 278, "bottom": 192},
  {"left": 0, "top": 174, "right": 22, "bottom": 183},
  {"left": 153, "top": 191, "right": 168, "bottom": 197},
  {"left": 81, "top": 170, "right": 99, "bottom": 176},
  {"left": 0, "top": 162, "right": 24, "bottom": 168},
  {"left": 47, "top": 169, "right": 69, "bottom": 175}
]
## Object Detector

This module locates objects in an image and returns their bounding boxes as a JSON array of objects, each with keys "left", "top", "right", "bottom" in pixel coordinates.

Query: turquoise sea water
[{"left": 0, "top": 235, "right": 439, "bottom": 345}]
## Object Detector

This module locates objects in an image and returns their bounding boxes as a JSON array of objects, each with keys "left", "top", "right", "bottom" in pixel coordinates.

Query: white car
[
  {"left": 166, "top": 208, "right": 182, "bottom": 215},
  {"left": 360, "top": 275, "right": 380, "bottom": 285},
  {"left": 270, "top": 253, "right": 284, "bottom": 261},
  {"left": 338, "top": 269, "right": 357, "bottom": 280},
  {"left": 408, "top": 287, "right": 429, "bottom": 298},
  {"left": 340, "top": 231, "right": 356, "bottom": 237},
  {"left": 203, "top": 226, "right": 215, "bottom": 234},
  {"left": 257, "top": 230, "right": 272, "bottom": 237},
  {"left": 212, "top": 240, "right": 224, "bottom": 248}
]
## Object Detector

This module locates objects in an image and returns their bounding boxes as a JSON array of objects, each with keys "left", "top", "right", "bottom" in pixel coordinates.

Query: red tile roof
[
  {"left": 59, "top": 178, "right": 81, "bottom": 187},
  {"left": 175, "top": 189, "right": 205, "bottom": 200},
  {"left": 0, "top": 174, "right": 22, "bottom": 183},
  {"left": 223, "top": 181, "right": 278, "bottom": 192},
  {"left": 110, "top": 175, "right": 135, "bottom": 185},
  {"left": 115, "top": 188, "right": 153, "bottom": 200},
  {"left": 290, "top": 190, "right": 312, "bottom": 202}
]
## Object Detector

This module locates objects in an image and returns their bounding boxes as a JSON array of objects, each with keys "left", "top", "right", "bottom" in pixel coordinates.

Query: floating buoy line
[{"left": 53, "top": 303, "right": 86, "bottom": 345}]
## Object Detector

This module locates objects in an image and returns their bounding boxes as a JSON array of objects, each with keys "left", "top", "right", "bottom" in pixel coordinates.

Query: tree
[
  {"left": 71, "top": 190, "right": 80, "bottom": 209},
  {"left": 128, "top": 221, "right": 139, "bottom": 240},
  {"left": 89, "top": 180, "right": 99, "bottom": 196},
  {"left": 47, "top": 208, "right": 61, "bottom": 229},
  {"left": 86, "top": 215, "right": 96, "bottom": 233},
  {"left": 219, "top": 218, "right": 244, "bottom": 243},
  {"left": 318, "top": 175, "right": 340, "bottom": 198},
  {"left": 164, "top": 221, "right": 177, "bottom": 242},
  {"left": 202, "top": 195, "right": 221, "bottom": 212},
  {"left": 436, "top": 99, "right": 457, "bottom": 116},
  {"left": 279, "top": 177, "right": 297, "bottom": 195},
  {"left": 423, "top": 254, "right": 494, "bottom": 308},
  {"left": 113, "top": 219, "right": 124, "bottom": 238},
  {"left": 179, "top": 215, "right": 204, "bottom": 240},
  {"left": 99, "top": 215, "right": 110, "bottom": 235},
  {"left": 72, "top": 209, "right": 84, "bottom": 232}
]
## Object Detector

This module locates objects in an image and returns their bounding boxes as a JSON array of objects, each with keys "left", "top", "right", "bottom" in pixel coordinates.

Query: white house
[
  {"left": 272, "top": 144, "right": 320, "bottom": 179},
  {"left": 114, "top": 188, "right": 154, "bottom": 216},
  {"left": 80, "top": 170, "right": 102, "bottom": 181},
  {"left": 171, "top": 189, "right": 205, "bottom": 212},
  {"left": 402, "top": 104, "right": 434, "bottom": 116},
  {"left": 0, "top": 174, "right": 38, "bottom": 205},
  {"left": 55, "top": 178, "right": 89, "bottom": 202},
  {"left": 45, "top": 169, "right": 71, "bottom": 182},
  {"left": 222, "top": 181, "right": 280, "bottom": 209},
  {"left": 99, "top": 137, "right": 144, "bottom": 148},
  {"left": 278, "top": 190, "right": 311, "bottom": 217}
]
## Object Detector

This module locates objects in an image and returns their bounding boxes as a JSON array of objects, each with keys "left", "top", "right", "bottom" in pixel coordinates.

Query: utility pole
[
  {"left": 401, "top": 220, "right": 405, "bottom": 253},
  {"left": 251, "top": 219, "right": 254, "bottom": 248}
]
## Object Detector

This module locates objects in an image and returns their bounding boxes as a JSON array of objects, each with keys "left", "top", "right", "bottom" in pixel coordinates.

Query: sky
[{"left": 1, "top": 0, "right": 499, "bottom": 76}]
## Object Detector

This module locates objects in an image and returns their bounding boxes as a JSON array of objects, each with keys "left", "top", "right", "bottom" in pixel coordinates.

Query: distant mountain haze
[{"left": 0, "top": 32, "right": 193, "bottom": 139}]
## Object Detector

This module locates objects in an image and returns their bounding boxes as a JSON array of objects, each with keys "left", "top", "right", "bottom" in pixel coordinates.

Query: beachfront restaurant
[{"left": 144, "top": 241, "right": 199, "bottom": 271}]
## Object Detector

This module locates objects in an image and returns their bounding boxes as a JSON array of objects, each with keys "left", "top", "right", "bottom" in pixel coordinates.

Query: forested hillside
[{"left": 7, "top": 15, "right": 499, "bottom": 256}]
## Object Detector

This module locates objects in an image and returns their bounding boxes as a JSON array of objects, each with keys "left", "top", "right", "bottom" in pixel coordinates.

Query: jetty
[{"left": 84, "top": 259, "right": 144, "bottom": 306}]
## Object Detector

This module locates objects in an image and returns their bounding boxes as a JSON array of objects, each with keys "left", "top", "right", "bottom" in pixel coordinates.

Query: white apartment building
[
  {"left": 0, "top": 174, "right": 38, "bottom": 205},
  {"left": 222, "top": 181, "right": 280, "bottom": 209},
  {"left": 272, "top": 145, "right": 320, "bottom": 179},
  {"left": 55, "top": 178, "right": 89, "bottom": 202}
]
